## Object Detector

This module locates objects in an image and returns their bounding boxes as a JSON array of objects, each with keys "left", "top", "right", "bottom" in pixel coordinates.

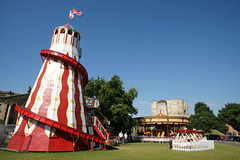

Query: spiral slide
[
  {"left": 6, "top": 49, "right": 108, "bottom": 152},
  {"left": 7, "top": 104, "right": 109, "bottom": 152},
  {"left": 14, "top": 104, "right": 106, "bottom": 149}
]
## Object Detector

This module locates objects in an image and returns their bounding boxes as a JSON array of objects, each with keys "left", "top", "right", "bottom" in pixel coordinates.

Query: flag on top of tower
[
  {"left": 76, "top": 11, "right": 82, "bottom": 16},
  {"left": 68, "top": 8, "right": 82, "bottom": 26},
  {"left": 72, "top": 8, "right": 77, "bottom": 14},
  {"left": 69, "top": 10, "right": 74, "bottom": 19},
  {"left": 72, "top": 7, "right": 82, "bottom": 17}
]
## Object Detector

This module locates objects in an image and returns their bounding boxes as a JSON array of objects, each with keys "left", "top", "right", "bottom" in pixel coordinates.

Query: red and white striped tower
[{"left": 7, "top": 24, "right": 90, "bottom": 151}]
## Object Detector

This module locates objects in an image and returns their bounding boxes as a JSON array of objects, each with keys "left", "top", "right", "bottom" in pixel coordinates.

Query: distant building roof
[
  {"left": 0, "top": 90, "right": 21, "bottom": 96},
  {"left": 158, "top": 100, "right": 166, "bottom": 103}
]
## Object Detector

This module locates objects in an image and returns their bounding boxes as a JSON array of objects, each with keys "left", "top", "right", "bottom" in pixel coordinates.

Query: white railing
[
  {"left": 172, "top": 140, "right": 214, "bottom": 151},
  {"left": 86, "top": 116, "right": 109, "bottom": 140}
]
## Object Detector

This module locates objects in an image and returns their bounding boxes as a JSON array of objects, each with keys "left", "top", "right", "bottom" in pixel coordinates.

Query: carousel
[{"left": 133, "top": 99, "right": 190, "bottom": 142}]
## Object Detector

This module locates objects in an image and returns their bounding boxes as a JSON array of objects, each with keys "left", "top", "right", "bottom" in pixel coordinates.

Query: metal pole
[
  {"left": 17, "top": 124, "right": 23, "bottom": 152},
  {"left": 67, "top": 18, "right": 71, "bottom": 29},
  {"left": 47, "top": 126, "right": 52, "bottom": 153}
]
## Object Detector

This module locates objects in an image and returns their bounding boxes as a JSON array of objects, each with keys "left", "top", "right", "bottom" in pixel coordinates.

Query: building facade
[{"left": 0, "top": 90, "right": 29, "bottom": 125}]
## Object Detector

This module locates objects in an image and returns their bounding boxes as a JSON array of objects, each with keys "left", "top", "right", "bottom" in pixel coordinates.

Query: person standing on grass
[
  {"left": 119, "top": 131, "right": 123, "bottom": 144},
  {"left": 124, "top": 132, "right": 128, "bottom": 144}
]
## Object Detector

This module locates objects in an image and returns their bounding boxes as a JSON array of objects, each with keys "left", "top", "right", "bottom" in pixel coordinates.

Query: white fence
[{"left": 172, "top": 140, "right": 214, "bottom": 151}]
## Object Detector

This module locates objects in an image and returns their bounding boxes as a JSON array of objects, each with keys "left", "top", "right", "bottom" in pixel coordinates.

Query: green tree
[
  {"left": 218, "top": 103, "right": 240, "bottom": 132},
  {"left": 84, "top": 75, "right": 138, "bottom": 134},
  {"left": 84, "top": 77, "right": 105, "bottom": 99},
  {"left": 188, "top": 102, "right": 217, "bottom": 133},
  {"left": 216, "top": 117, "right": 228, "bottom": 134}
]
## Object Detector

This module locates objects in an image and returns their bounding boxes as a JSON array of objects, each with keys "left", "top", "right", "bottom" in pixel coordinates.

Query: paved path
[{"left": 214, "top": 140, "right": 240, "bottom": 147}]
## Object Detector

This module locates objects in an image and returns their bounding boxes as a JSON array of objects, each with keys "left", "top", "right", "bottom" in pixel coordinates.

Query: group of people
[{"left": 118, "top": 131, "right": 128, "bottom": 145}]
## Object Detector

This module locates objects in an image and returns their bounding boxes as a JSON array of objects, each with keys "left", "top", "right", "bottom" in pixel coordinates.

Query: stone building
[
  {"left": 0, "top": 90, "right": 29, "bottom": 125},
  {"left": 151, "top": 99, "right": 189, "bottom": 117}
]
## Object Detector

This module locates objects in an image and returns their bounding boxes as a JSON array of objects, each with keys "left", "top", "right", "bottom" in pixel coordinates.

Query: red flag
[
  {"left": 76, "top": 10, "right": 82, "bottom": 16},
  {"left": 72, "top": 8, "right": 77, "bottom": 14},
  {"left": 72, "top": 7, "right": 82, "bottom": 16}
]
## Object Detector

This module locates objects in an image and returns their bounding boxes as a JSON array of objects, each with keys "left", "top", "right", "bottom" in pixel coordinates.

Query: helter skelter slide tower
[{"left": 7, "top": 18, "right": 109, "bottom": 152}]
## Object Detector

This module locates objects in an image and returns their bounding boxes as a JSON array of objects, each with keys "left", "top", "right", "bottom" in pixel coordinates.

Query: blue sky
[{"left": 1, "top": 0, "right": 239, "bottom": 117}]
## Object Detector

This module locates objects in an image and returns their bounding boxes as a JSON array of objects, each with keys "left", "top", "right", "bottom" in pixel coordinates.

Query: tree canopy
[
  {"left": 188, "top": 102, "right": 217, "bottom": 133},
  {"left": 218, "top": 103, "right": 240, "bottom": 131},
  {"left": 84, "top": 75, "right": 138, "bottom": 134},
  {"left": 188, "top": 102, "right": 228, "bottom": 134}
]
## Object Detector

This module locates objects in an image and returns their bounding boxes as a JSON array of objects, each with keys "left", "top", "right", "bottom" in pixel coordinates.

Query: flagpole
[{"left": 67, "top": 18, "right": 70, "bottom": 29}]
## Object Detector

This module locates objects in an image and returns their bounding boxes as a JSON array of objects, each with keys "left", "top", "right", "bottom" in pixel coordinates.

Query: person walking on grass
[
  {"left": 119, "top": 131, "right": 123, "bottom": 144},
  {"left": 124, "top": 132, "right": 128, "bottom": 144}
]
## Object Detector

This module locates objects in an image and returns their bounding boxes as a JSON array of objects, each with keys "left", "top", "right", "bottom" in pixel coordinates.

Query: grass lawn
[{"left": 0, "top": 142, "right": 239, "bottom": 160}]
